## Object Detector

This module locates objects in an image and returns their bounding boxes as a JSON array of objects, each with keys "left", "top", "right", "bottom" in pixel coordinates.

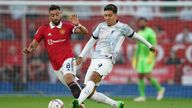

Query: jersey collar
[
  {"left": 106, "top": 20, "right": 120, "bottom": 27},
  {"left": 49, "top": 21, "right": 62, "bottom": 29}
]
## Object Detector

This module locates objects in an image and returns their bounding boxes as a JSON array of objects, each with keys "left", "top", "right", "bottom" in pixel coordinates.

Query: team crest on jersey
[{"left": 60, "top": 29, "right": 65, "bottom": 35}]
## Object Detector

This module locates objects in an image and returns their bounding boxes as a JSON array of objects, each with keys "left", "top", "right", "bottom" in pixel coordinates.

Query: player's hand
[
  {"left": 68, "top": 14, "right": 79, "bottom": 26},
  {"left": 149, "top": 46, "right": 156, "bottom": 53},
  {"left": 23, "top": 48, "right": 33, "bottom": 54},
  {"left": 76, "top": 57, "right": 83, "bottom": 65}
]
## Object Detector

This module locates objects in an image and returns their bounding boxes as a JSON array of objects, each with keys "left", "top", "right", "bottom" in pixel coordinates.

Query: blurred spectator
[
  {"left": 161, "top": 0, "right": 177, "bottom": 13},
  {"left": 123, "top": 6, "right": 135, "bottom": 15},
  {"left": 166, "top": 50, "right": 182, "bottom": 65},
  {"left": 28, "top": 46, "right": 48, "bottom": 82},
  {"left": 175, "top": 26, "right": 192, "bottom": 44},
  {"left": 166, "top": 49, "right": 182, "bottom": 84},
  {"left": 135, "top": 0, "right": 154, "bottom": 20},
  {"left": 72, "top": 0, "right": 92, "bottom": 19},
  {"left": 48, "top": 62, "right": 58, "bottom": 84},
  {"left": 9, "top": 0, "right": 27, "bottom": 20},
  {"left": 0, "top": 45, "right": 21, "bottom": 82},
  {"left": 71, "top": 34, "right": 85, "bottom": 41},
  {"left": 28, "top": 22, "right": 36, "bottom": 39},
  {"left": 154, "top": 25, "right": 169, "bottom": 44},
  {"left": 179, "top": 7, "right": 192, "bottom": 21},
  {"left": 0, "top": 23, "right": 15, "bottom": 40}
]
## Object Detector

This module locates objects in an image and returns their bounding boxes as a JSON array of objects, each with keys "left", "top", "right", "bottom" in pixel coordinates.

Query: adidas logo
[{"left": 48, "top": 33, "right": 52, "bottom": 36}]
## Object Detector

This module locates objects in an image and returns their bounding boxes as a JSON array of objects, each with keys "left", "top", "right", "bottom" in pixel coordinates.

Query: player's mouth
[
  {"left": 53, "top": 20, "right": 60, "bottom": 26},
  {"left": 106, "top": 21, "right": 111, "bottom": 25}
]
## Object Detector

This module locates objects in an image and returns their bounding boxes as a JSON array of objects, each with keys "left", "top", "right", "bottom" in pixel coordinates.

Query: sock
[
  {"left": 90, "top": 92, "right": 117, "bottom": 108},
  {"left": 150, "top": 78, "right": 162, "bottom": 91},
  {"left": 138, "top": 79, "right": 145, "bottom": 97},
  {"left": 68, "top": 82, "right": 82, "bottom": 99},
  {"left": 78, "top": 81, "right": 95, "bottom": 104}
]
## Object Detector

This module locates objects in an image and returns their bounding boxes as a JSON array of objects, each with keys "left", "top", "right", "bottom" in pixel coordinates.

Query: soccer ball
[{"left": 48, "top": 99, "right": 64, "bottom": 108}]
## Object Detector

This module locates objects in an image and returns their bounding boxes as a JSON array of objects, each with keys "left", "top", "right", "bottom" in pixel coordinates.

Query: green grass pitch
[{"left": 0, "top": 96, "right": 191, "bottom": 108}]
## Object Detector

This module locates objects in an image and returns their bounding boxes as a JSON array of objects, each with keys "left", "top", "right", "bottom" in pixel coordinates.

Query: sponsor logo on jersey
[{"left": 47, "top": 39, "right": 66, "bottom": 45}]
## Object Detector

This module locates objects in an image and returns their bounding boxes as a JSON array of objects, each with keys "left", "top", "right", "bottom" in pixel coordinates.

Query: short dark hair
[
  {"left": 138, "top": 17, "right": 148, "bottom": 22},
  {"left": 104, "top": 4, "right": 118, "bottom": 14},
  {"left": 49, "top": 5, "right": 60, "bottom": 12}
]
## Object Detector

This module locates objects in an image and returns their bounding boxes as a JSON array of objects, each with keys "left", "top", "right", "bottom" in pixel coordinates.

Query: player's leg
[
  {"left": 134, "top": 73, "right": 146, "bottom": 102},
  {"left": 61, "top": 58, "right": 82, "bottom": 98},
  {"left": 74, "top": 71, "right": 100, "bottom": 105},
  {"left": 55, "top": 71, "right": 82, "bottom": 99},
  {"left": 73, "top": 59, "right": 123, "bottom": 108},
  {"left": 145, "top": 73, "right": 165, "bottom": 101},
  {"left": 72, "top": 71, "right": 99, "bottom": 108},
  {"left": 90, "top": 91, "right": 124, "bottom": 108},
  {"left": 64, "top": 74, "right": 81, "bottom": 98},
  {"left": 78, "top": 59, "right": 113, "bottom": 104},
  {"left": 145, "top": 59, "right": 165, "bottom": 101},
  {"left": 134, "top": 57, "right": 159, "bottom": 102},
  {"left": 74, "top": 59, "right": 123, "bottom": 108},
  {"left": 72, "top": 59, "right": 96, "bottom": 108},
  {"left": 56, "top": 71, "right": 82, "bottom": 98},
  {"left": 134, "top": 59, "right": 146, "bottom": 102},
  {"left": 146, "top": 73, "right": 161, "bottom": 91},
  {"left": 75, "top": 72, "right": 123, "bottom": 108},
  {"left": 57, "top": 72, "right": 85, "bottom": 108},
  {"left": 55, "top": 58, "right": 84, "bottom": 107}
]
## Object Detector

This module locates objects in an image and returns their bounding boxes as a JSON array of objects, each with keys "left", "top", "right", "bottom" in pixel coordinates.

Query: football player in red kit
[{"left": 23, "top": 5, "right": 88, "bottom": 108}]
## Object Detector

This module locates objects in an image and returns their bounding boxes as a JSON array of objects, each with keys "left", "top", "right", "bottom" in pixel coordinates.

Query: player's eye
[
  {"left": 56, "top": 13, "right": 60, "bottom": 16},
  {"left": 108, "top": 14, "right": 112, "bottom": 17},
  {"left": 50, "top": 14, "right": 54, "bottom": 17}
]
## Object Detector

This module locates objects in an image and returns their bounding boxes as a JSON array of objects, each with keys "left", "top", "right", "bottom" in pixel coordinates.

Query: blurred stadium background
[{"left": 0, "top": 0, "right": 192, "bottom": 108}]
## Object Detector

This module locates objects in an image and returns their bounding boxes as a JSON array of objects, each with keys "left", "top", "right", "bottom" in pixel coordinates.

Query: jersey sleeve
[
  {"left": 34, "top": 26, "right": 44, "bottom": 43},
  {"left": 123, "top": 24, "right": 134, "bottom": 37},
  {"left": 67, "top": 22, "right": 75, "bottom": 33},
  {"left": 92, "top": 24, "right": 101, "bottom": 39}
]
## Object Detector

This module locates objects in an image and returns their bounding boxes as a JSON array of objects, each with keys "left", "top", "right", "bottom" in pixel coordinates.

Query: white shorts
[
  {"left": 84, "top": 59, "right": 113, "bottom": 86},
  {"left": 54, "top": 58, "right": 78, "bottom": 86}
]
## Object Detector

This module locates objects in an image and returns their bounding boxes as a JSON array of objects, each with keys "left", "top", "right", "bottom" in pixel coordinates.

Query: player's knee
[
  {"left": 90, "top": 72, "right": 102, "bottom": 83},
  {"left": 68, "top": 82, "right": 81, "bottom": 98},
  {"left": 147, "top": 77, "right": 154, "bottom": 82},
  {"left": 146, "top": 75, "right": 152, "bottom": 79},
  {"left": 64, "top": 73, "right": 74, "bottom": 84},
  {"left": 138, "top": 74, "right": 145, "bottom": 79}
]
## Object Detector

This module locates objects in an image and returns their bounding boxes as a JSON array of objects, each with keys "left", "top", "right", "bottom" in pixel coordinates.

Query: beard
[
  {"left": 140, "top": 26, "right": 146, "bottom": 30},
  {"left": 52, "top": 19, "right": 60, "bottom": 26}
]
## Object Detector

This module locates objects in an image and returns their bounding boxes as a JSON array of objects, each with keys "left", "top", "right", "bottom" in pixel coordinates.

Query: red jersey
[{"left": 34, "top": 21, "right": 75, "bottom": 70}]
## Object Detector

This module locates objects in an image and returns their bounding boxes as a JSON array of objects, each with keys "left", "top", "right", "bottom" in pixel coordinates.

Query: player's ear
[
  {"left": 115, "top": 14, "right": 117, "bottom": 19},
  {"left": 48, "top": 16, "right": 51, "bottom": 21}
]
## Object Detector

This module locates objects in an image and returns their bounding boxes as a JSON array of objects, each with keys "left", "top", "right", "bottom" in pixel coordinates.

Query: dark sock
[{"left": 68, "top": 82, "right": 82, "bottom": 99}]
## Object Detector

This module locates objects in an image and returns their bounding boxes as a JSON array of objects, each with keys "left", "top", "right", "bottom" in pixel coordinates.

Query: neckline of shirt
[{"left": 49, "top": 21, "right": 62, "bottom": 29}]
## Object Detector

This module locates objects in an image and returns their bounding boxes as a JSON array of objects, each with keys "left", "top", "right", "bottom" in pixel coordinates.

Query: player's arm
[
  {"left": 23, "top": 39, "right": 39, "bottom": 54},
  {"left": 130, "top": 32, "right": 156, "bottom": 53},
  {"left": 74, "top": 24, "right": 89, "bottom": 34},
  {"left": 149, "top": 29, "right": 157, "bottom": 46},
  {"left": 69, "top": 14, "right": 88, "bottom": 34},
  {"left": 76, "top": 36, "right": 97, "bottom": 65}
]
